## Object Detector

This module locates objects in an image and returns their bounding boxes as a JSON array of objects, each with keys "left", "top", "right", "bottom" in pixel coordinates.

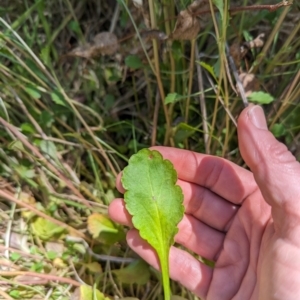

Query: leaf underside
[{"left": 121, "top": 148, "right": 184, "bottom": 280}]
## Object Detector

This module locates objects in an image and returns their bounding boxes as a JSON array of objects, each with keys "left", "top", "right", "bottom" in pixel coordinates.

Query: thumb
[{"left": 238, "top": 105, "right": 300, "bottom": 223}]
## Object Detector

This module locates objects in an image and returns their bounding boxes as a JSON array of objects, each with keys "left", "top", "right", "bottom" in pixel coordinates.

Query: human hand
[{"left": 109, "top": 105, "right": 300, "bottom": 300}]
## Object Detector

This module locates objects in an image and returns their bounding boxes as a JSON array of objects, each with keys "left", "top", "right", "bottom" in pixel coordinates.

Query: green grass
[{"left": 0, "top": 0, "right": 299, "bottom": 299}]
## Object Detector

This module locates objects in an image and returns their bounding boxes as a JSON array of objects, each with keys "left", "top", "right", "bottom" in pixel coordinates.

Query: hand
[{"left": 109, "top": 105, "right": 300, "bottom": 300}]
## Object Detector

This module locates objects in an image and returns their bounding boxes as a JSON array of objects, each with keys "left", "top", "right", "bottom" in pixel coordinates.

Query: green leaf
[
  {"left": 25, "top": 59, "right": 49, "bottom": 83},
  {"left": 87, "top": 213, "right": 125, "bottom": 245},
  {"left": 248, "top": 91, "right": 274, "bottom": 104},
  {"left": 104, "top": 94, "right": 115, "bottom": 109},
  {"left": 112, "top": 259, "right": 150, "bottom": 285},
  {"left": 164, "top": 93, "right": 182, "bottom": 104},
  {"left": 46, "top": 250, "right": 58, "bottom": 260},
  {"left": 31, "top": 217, "right": 65, "bottom": 240},
  {"left": 125, "top": 55, "right": 143, "bottom": 69},
  {"left": 271, "top": 123, "right": 286, "bottom": 137},
  {"left": 39, "top": 110, "right": 54, "bottom": 128},
  {"left": 25, "top": 84, "right": 41, "bottom": 99},
  {"left": 40, "top": 140, "right": 59, "bottom": 163},
  {"left": 72, "top": 243, "right": 86, "bottom": 255},
  {"left": 88, "top": 213, "right": 118, "bottom": 237},
  {"left": 51, "top": 90, "right": 67, "bottom": 106},
  {"left": 8, "top": 140, "right": 25, "bottom": 151},
  {"left": 40, "top": 46, "right": 51, "bottom": 67},
  {"left": 21, "top": 122, "right": 36, "bottom": 134},
  {"left": 213, "top": 0, "right": 224, "bottom": 21},
  {"left": 199, "top": 61, "right": 217, "bottom": 81},
  {"left": 10, "top": 252, "right": 21, "bottom": 261},
  {"left": 213, "top": 57, "right": 221, "bottom": 78},
  {"left": 9, "top": 290, "right": 20, "bottom": 298},
  {"left": 174, "top": 122, "right": 196, "bottom": 144},
  {"left": 84, "top": 261, "right": 102, "bottom": 274},
  {"left": 15, "top": 165, "right": 36, "bottom": 179},
  {"left": 68, "top": 20, "right": 81, "bottom": 34},
  {"left": 30, "top": 261, "right": 43, "bottom": 272},
  {"left": 76, "top": 285, "right": 110, "bottom": 300},
  {"left": 122, "top": 149, "right": 184, "bottom": 299}
]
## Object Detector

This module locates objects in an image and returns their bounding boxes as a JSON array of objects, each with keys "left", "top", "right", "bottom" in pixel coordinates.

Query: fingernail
[{"left": 248, "top": 105, "right": 268, "bottom": 130}]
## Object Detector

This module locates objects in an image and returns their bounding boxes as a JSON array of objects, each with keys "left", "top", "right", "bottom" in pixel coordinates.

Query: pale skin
[{"left": 109, "top": 105, "right": 300, "bottom": 300}]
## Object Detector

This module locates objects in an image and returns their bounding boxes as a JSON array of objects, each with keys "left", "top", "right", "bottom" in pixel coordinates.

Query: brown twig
[
  {"left": 0, "top": 270, "right": 81, "bottom": 287},
  {"left": 151, "top": 90, "right": 160, "bottom": 146},
  {"left": 192, "top": 0, "right": 293, "bottom": 16},
  {"left": 195, "top": 44, "right": 210, "bottom": 154},
  {"left": 225, "top": 44, "right": 249, "bottom": 107}
]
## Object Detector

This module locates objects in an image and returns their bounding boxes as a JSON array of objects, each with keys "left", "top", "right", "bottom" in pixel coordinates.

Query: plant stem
[
  {"left": 221, "top": 0, "right": 230, "bottom": 157},
  {"left": 148, "top": 0, "right": 171, "bottom": 146},
  {"left": 185, "top": 39, "right": 196, "bottom": 124},
  {"left": 195, "top": 44, "right": 209, "bottom": 154},
  {"left": 160, "top": 249, "right": 171, "bottom": 300},
  {"left": 163, "top": 0, "right": 176, "bottom": 147}
]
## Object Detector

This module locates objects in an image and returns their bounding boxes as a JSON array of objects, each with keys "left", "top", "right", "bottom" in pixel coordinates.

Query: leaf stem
[{"left": 160, "top": 249, "right": 171, "bottom": 300}]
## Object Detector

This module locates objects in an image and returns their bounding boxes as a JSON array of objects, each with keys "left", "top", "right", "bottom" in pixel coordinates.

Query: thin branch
[
  {"left": 225, "top": 44, "right": 248, "bottom": 107},
  {"left": 192, "top": 0, "right": 293, "bottom": 16},
  {"left": 195, "top": 43, "right": 210, "bottom": 154},
  {"left": 0, "top": 271, "right": 81, "bottom": 287}
]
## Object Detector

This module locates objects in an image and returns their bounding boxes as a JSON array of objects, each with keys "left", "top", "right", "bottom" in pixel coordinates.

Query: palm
[
  {"left": 206, "top": 189, "right": 271, "bottom": 299},
  {"left": 109, "top": 147, "right": 300, "bottom": 299}
]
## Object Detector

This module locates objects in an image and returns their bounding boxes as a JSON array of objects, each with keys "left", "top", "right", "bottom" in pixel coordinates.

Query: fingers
[
  {"left": 111, "top": 176, "right": 239, "bottom": 232},
  {"left": 238, "top": 105, "right": 300, "bottom": 235},
  {"left": 115, "top": 172, "right": 125, "bottom": 194},
  {"left": 150, "top": 146, "right": 258, "bottom": 205},
  {"left": 176, "top": 214, "right": 224, "bottom": 260},
  {"left": 126, "top": 229, "right": 213, "bottom": 298},
  {"left": 108, "top": 198, "right": 132, "bottom": 226},
  {"left": 112, "top": 154, "right": 243, "bottom": 240},
  {"left": 114, "top": 146, "right": 256, "bottom": 232},
  {"left": 117, "top": 146, "right": 257, "bottom": 205},
  {"left": 180, "top": 179, "right": 239, "bottom": 231},
  {"left": 109, "top": 198, "right": 225, "bottom": 260}
]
